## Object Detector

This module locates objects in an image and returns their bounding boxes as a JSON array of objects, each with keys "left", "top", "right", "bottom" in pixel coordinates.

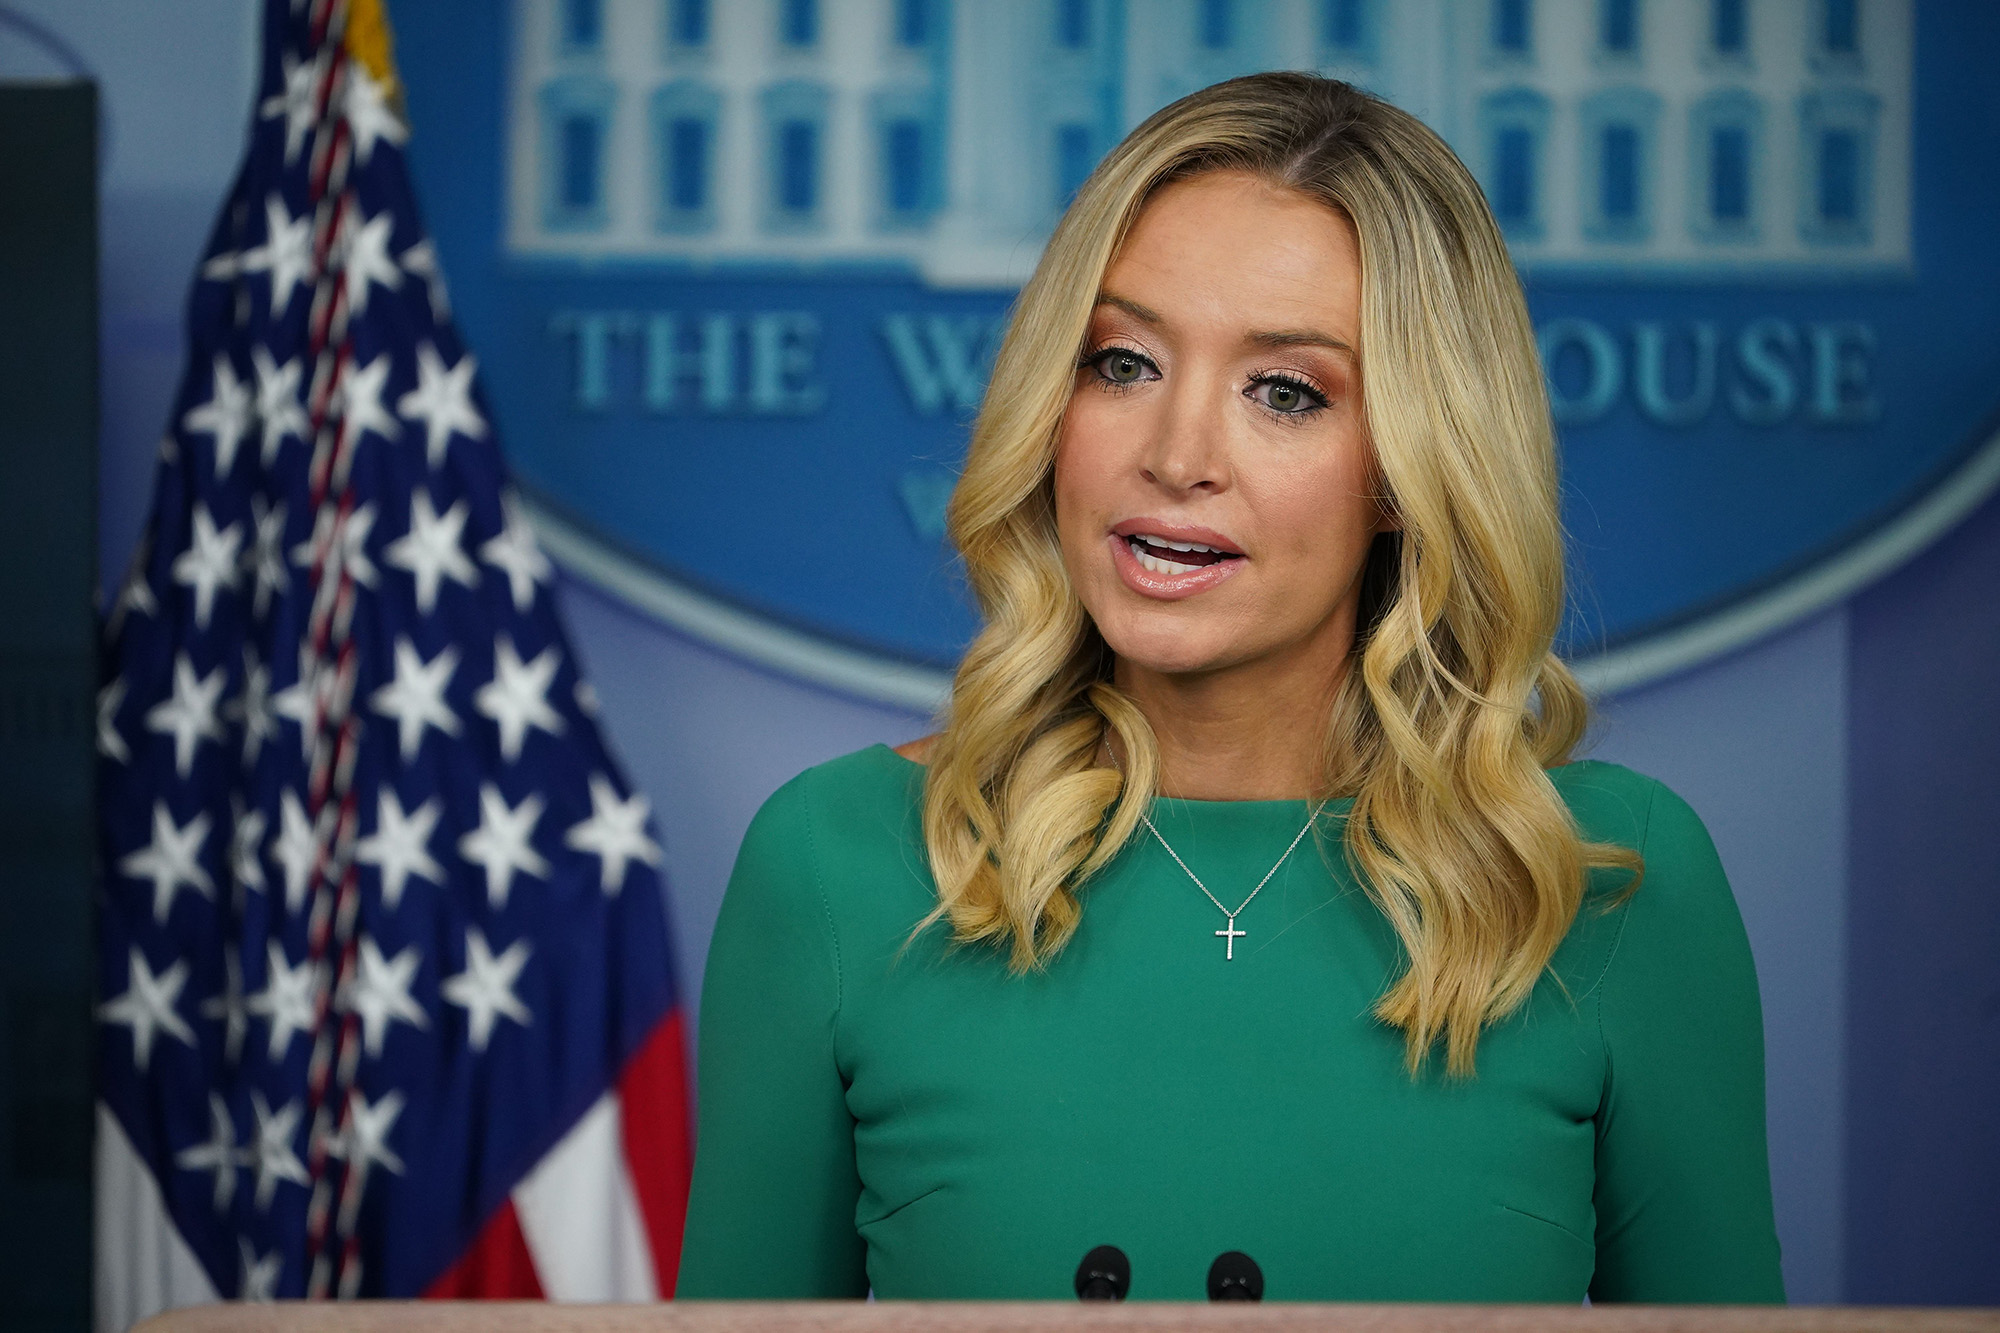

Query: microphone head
[
  {"left": 1207, "top": 1250, "right": 1264, "bottom": 1302},
  {"left": 1074, "top": 1244, "right": 1131, "bottom": 1301}
]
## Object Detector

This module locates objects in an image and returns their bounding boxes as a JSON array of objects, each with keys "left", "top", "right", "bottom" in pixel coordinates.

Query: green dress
[{"left": 676, "top": 745, "right": 1784, "bottom": 1303}]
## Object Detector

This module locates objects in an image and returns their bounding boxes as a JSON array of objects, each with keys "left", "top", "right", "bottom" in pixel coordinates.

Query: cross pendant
[{"left": 1216, "top": 917, "right": 1246, "bottom": 960}]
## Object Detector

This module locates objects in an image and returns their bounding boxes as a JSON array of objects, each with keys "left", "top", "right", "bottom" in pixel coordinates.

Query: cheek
[
  {"left": 1249, "top": 446, "right": 1382, "bottom": 577},
  {"left": 1052, "top": 396, "right": 1121, "bottom": 532}
]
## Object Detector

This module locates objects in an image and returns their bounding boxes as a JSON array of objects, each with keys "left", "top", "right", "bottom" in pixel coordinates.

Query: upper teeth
[{"left": 1137, "top": 535, "right": 1219, "bottom": 553}]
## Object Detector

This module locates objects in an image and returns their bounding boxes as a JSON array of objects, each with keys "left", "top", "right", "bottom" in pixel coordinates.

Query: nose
[{"left": 1139, "top": 375, "right": 1229, "bottom": 496}]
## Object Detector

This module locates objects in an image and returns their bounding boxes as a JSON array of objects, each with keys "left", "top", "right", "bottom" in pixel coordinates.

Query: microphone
[
  {"left": 1206, "top": 1251, "right": 1264, "bottom": 1302},
  {"left": 1073, "top": 1245, "right": 1131, "bottom": 1301}
]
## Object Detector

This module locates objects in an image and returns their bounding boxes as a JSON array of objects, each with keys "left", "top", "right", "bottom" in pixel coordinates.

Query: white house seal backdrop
[{"left": 382, "top": 0, "right": 2000, "bottom": 711}]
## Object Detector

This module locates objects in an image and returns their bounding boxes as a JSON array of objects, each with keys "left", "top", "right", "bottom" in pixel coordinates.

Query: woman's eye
[
  {"left": 1249, "top": 375, "right": 1327, "bottom": 416},
  {"left": 1098, "top": 350, "right": 1148, "bottom": 384}
]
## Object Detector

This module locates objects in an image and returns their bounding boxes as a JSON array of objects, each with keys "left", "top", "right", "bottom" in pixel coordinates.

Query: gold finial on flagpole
[{"left": 342, "top": 0, "right": 402, "bottom": 112}]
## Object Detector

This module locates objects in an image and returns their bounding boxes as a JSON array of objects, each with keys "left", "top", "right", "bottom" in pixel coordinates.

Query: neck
[{"left": 1115, "top": 638, "right": 1350, "bottom": 802}]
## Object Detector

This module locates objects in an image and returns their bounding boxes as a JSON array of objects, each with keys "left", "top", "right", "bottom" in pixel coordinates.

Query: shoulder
[
  {"left": 1551, "top": 762, "right": 1755, "bottom": 998},
  {"left": 733, "top": 744, "right": 933, "bottom": 920},
  {"left": 1548, "top": 758, "right": 1666, "bottom": 850},
  {"left": 1552, "top": 759, "right": 1726, "bottom": 881},
  {"left": 1549, "top": 759, "right": 1725, "bottom": 884},
  {"left": 743, "top": 744, "right": 924, "bottom": 854}
]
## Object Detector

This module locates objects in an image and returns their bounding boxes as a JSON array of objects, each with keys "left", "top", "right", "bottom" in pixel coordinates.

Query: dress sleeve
[
  {"left": 1589, "top": 780, "right": 1787, "bottom": 1303},
  {"left": 674, "top": 775, "right": 869, "bottom": 1298}
]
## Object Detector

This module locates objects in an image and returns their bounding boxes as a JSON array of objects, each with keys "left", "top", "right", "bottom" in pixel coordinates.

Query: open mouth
[{"left": 1123, "top": 534, "right": 1245, "bottom": 576}]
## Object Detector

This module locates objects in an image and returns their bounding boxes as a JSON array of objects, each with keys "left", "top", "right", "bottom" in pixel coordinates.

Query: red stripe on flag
[
  {"left": 617, "top": 1010, "right": 694, "bottom": 1295},
  {"left": 424, "top": 1198, "right": 545, "bottom": 1299}
]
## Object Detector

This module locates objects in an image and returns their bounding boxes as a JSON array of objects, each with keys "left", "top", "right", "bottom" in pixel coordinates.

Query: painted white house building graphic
[{"left": 507, "top": 0, "right": 1911, "bottom": 283}]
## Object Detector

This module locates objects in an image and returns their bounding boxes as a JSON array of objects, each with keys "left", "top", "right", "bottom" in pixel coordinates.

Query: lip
[
  {"left": 1108, "top": 518, "right": 1246, "bottom": 556},
  {"left": 1106, "top": 523, "right": 1248, "bottom": 601}
]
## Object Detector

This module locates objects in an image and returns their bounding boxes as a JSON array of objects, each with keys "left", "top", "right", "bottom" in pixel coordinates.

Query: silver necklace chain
[{"left": 1140, "top": 801, "right": 1325, "bottom": 960}]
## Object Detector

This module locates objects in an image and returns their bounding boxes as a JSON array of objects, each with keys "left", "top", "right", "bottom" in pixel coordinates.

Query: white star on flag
[
  {"left": 341, "top": 209, "right": 403, "bottom": 316},
  {"left": 341, "top": 939, "right": 430, "bottom": 1056},
  {"left": 371, "top": 637, "right": 462, "bottom": 761},
  {"left": 270, "top": 648, "right": 321, "bottom": 761},
  {"left": 174, "top": 1092, "right": 245, "bottom": 1211},
  {"left": 240, "top": 194, "right": 315, "bottom": 317},
  {"left": 181, "top": 355, "right": 256, "bottom": 478},
  {"left": 239, "top": 1239, "right": 283, "bottom": 1302},
  {"left": 246, "top": 941, "right": 318, "bottom": 1063},
  {"left": 355, "top": 790, "right": 444, "bottom": 910},
  {"left": 145, "top": 654, "right": 226, "bottom": 778},
  {"left": 118, "top": 802, "right": 215, "bottom": 925},
  {"left": 291, "top": 499, "right": 379, "bottom": 589},
  {"left": 566, "top": 774, "right": 663, "bottom": 895},
  {"left": 98, "top": 947, "right": 196, "bottom": 1072},
  {"left": 474, "top": 635, "right": 565, "bottom": 763},
  {"left": 441, "top": 927, "right": 532, "bottom": 1053},
  {"left": 247, "top": 1090, "right": 308, "bottom": 1211},
  {"left": 97, "top": 678, "right": 129, "bottom": 763},
  {"left": 228, "top": 648, "right": 278, "bottom": 765},
  {"left": 246, "top": 494, "right": 290, "bottom": 616},
  {"left": 118, "top": 565, "right": 158, "bottom": 623},
  {"left": 343, "top": 65, "right": 408, "bottom": 165},
  {"left": 327, "top": 1088, "right": 408, "bottom": 1191},
  {"left": 200, "top": 248, "right": 242, "bottom": 284},
  {"left": 480, "top": 497, "right": 553, "bottom": 612},
  {"left": 201, "top": 947, "right": 250, "bottom": 1064},
  {"left": 399, "top": 238, "right": 450, "bottom": 318},
  {"left": 259, "top": 51, "right": 319, "bottom": 162},
  {"left": 458, "top": 783, "right": 550, "bottom": 910},
  {"left": 385, "top": 489, "right": 479, "bottom": 614},
  {"left": 172, "top": 503, "right": 244, "bottom": 629},
  {"left": 251, "top": 346, "right": 308, "bottom": 466},
  {"left": 271, "top": 789, "right": 320, "bottom": 913},
  {"left": 229, "top": 800, "right": 268, "bottom": 905},
  {"left": 333, "top": 501, "right": 382, "bottom": 589},
  {"left": 397, "top": 342, "right": 487, "bottom": 469},
  {"left": 339, "top": 937, "right": 429, "bottom": 1058},
  {"left": 339, "top": 353, "right": 402, "bottom": 444}
]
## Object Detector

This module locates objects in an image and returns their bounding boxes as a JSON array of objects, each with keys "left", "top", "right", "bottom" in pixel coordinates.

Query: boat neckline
[{"left": 868, "top": 742, "right": 1359, "bottom": 812}]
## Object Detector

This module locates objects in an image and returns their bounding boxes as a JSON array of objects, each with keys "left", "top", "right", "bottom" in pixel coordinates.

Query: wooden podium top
[{"left": 135, "top": 1304, "right": 2000, "bottom": 1333}]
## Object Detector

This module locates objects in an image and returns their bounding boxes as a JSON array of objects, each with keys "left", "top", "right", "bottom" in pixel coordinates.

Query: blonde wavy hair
[{"left": 920, "top": 72, "right": 1640, "bottom": 1077}]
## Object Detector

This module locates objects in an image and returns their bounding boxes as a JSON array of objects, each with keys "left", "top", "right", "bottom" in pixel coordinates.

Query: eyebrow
[
  {"left": 1093, "top": 291, "right": 1356, "bottom": 358},
  {"left": 1094, "top": 292, "right": 1165, "bottom": 325},
  {"left": 1249, "top": 327, "right": 1356, "bottom": 357}
]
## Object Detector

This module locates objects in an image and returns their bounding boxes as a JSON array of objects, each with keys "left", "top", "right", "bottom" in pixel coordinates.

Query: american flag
[{"left": 93, "top": 0, "right": 690, "bottom": 1323}]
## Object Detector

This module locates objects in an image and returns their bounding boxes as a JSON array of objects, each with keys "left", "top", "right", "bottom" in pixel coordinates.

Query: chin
[{"left": 1096, "top": 614, "right": 1245, "bottom": 678}]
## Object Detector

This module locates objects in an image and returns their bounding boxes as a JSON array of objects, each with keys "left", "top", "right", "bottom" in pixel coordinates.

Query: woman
[{"left": 675, "top": 73, "right": 1783, "bottom": 1303}]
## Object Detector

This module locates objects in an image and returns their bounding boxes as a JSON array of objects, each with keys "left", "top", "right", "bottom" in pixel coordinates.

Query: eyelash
[
  {"left": 1245, "top": 368, "right": 1331, "bottom": 424},
  {"left": 1079, "top": 344, "right": 1157, "bottom": 395},
  {"left": 1079, "top": 344, "right": 1333, "bottom": 424}
]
